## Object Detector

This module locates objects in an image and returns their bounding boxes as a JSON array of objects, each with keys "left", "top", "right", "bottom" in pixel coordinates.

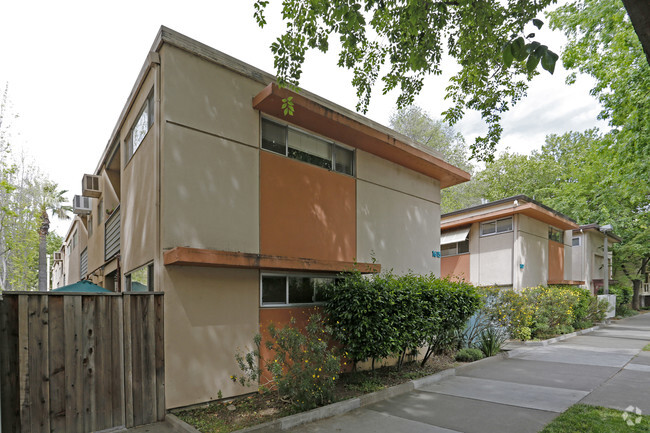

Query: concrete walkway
[{"left": 288, "top": 312, "right": 650, "bottom": 433}]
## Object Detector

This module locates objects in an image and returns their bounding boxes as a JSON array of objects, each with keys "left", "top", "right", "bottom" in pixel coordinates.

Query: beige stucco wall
[
  {"left": 516, "top": 214, "right": 548, "bottom": 289},
  {"left": 469, "top": 222, "right": 480, "bottom": 284},
  {"left": 63, "top": 218, "right": 88, "bottom": 285},
  {"left": 356, "top": 150, "right": 441, "bottom": 275},
  {"left": 476, "top": 230, "right": 513, "bottom": 287},
  {"left": 159, "top": 44, "right": 261, "bottom": 255},
  {"left": 86, "top": 170, "right": 120, "bottom": 276},
  {"left": 563, "top": 230, "right": 573, "bottom": 281},
  {"left": 163, "top": 266, "right": 260, "bottom": 408},
  {"left": 571, "top": 232, "right": 584, "bottom": 281}
]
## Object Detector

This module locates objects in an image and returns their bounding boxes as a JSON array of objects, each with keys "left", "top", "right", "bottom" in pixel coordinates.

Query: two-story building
[
  {"left": 571, "top": 224, "right": 620, "bottom": 294},
  {"left": 440, "top": 196, "right": 581, "bottom": 289},
  {"left": 58, "top": 26, "right": 470, "bottom": 408}
]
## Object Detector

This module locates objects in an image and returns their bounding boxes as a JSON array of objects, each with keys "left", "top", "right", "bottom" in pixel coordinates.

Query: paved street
[{"left": 288, "top": 312, "right": 650, "bottom": 433}]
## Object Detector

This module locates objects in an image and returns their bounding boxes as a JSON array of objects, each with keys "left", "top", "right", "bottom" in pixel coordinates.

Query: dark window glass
[
  {"left": 288, "top": 129, "right": 332, "bottom": 170},
  {"left": 441, "top": 243, "right": 456, "bottom": 257},
  {"left": 262, "top": 119, "right": 287, "bottom": 155},
  {"left": 289, "top": 277, "right": 314, "bottom": 304},
  {"left": 481, "top": 221, "right": 496, "bottom": 235},
  {"left": 262, "top": 276, "right": 287, "bottom": 304},
  {"left": 334, "top": 145, "right": 354, "bottom": 175},
  {"left": 458, "top": 239, "right": 470, "bottom": 254},
  {"left": 497, "top": 217, "right": 512, "bottom": 233},
  {"left": 572, "top": 237, "right": 580, "bottom": 246}
]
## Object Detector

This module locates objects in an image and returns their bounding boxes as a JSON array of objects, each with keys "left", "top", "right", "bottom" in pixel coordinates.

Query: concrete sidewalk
[{"left": 288, "top": 312, "right": 650, "bottom": 433}]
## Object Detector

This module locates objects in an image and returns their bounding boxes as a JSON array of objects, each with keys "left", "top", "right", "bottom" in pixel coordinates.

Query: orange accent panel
[
  {"left": 253, "top": 83, "right": 470, "bottom": 188},
  {"left": 259, "top": 307, "right": 319, "bottom": 383},
  {"left": 163, "top": 247, "right": 380, "bottom": 273},
  {"left": 441, "top": 254, "right": 470, "bottom": 282},
  {"left": 260, "top": 151, "right": 356, "bottom": 262},
  {"left": 442, "top": 203, "right": 578, "bottom": 231},
  {"left": 548, "top": 240, "right": 564, "bottom": 282}
]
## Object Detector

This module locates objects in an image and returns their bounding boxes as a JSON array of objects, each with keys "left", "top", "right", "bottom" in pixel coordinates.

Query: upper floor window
[
  {"left": 261, "top": 118, "right": 354, "bottom": 176},
  {"left": 549, "top": 227, "right": 563, "bottom": 243},
  {"left": 572, "top": 237, "right": 580, "bottom": 246},
  {"left": 261, "top": 274, "right": 338, "bottom": 306},
  {"left": 126, "top": 91, "right": 154, "bottom": 160},
  {"left": 441, "top": 239, "right": 469, "bottom": 257},
  {"left": 480, "top": 217, "right": 513, "bottom": 236}
]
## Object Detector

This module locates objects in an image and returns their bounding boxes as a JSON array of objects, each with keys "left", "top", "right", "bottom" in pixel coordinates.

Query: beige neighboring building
[
  {"left": 440, "top": 196, "right": 580, "bottom": 289},
  {"left": 571, "top": 224, "right": 620, "bottom": 294},
  {"left": 51, "top": 216, "right": 88, "bottom": 289},
  {"left": 57, "top": 26, "right": 470, "bottom": 409}
]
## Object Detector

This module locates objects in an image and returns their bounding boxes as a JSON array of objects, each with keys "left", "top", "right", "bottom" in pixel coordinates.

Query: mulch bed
[{"left": 174, "top": 354, "right": 459, "bottom": 433}]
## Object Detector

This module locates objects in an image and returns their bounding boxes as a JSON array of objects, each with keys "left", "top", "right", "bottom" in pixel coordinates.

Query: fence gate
[{"left": 0, "top": 292, "right": 165, "bottom": 433}]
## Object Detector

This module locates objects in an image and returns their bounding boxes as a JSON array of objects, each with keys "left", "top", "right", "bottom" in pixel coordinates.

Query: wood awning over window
[
  {"left": 252, "top": 83, "right": 470, "bottom": 189},
  {"left": 164, "top": 247, "right": 381, "bottom": 274}
]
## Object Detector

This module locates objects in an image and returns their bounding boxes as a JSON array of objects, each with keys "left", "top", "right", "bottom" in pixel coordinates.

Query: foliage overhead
[{"left": 254, "top": 0, "right": 559, "bottom": 161}]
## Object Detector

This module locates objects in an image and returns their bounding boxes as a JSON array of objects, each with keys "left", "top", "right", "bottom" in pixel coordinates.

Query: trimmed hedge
[{"left": 321, "top": 271, "right": 481, "bottom": 369}]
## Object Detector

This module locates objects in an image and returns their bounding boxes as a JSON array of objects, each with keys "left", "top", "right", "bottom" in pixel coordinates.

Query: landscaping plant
[
  {"left": 477, "top": 327, "right": 507, "bottom": 357},
  {"left": 455, "top": 348, "right": 485, "bottom": 362}
]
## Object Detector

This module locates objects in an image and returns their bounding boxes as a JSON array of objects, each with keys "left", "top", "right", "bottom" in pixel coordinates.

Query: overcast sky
[{"left": 0, "top": 0, "right": 607, "bottom": 236}]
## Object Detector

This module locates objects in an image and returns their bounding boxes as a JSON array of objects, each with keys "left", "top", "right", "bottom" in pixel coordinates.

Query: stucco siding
[
  {"left": 163, "top": 266, "right": 260, "bottom": 408},
  {"left": 441, "top": 254, "right": 470, "bottom": 281},
  {"left": 477, "top": 231, "right": 513, "bottom": 286},
  {"left": 161, "top": 123, "right": 260, "bottom": 253},
  {"left": 357, "top": 181, "right": 439, "bottom": 275}
]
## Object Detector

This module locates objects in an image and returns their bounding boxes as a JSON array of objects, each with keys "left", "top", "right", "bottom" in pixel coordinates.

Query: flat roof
[{"left": 93, "top": 26, "right": 470, "bottom": 188}]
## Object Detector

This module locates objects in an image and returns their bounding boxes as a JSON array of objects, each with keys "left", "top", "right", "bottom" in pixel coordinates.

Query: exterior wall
[
  {"left": 120, "top": 71, "right": 158, "bottom": 277},
  {"left": 442, "top": 200, "right": 516, "bottom": 227},
  {"left": 356, "top": 150, "right": 441, "bottom": 275},
  {"left": 563, "top": 230, "right": 573, "bottom": 281},
  {"left": 441, "top": 254, "right": 470, "bottom": 281},
  {"left": 260, "top": 151, "right": 355, "bottom": 261},
  {"left": 477, "top": 230, "right": 513, "bottom": 286},
  {"left": 571, "top": 233, "right": 584, "bottom": 281},
  {"left": 515, "top": 214, "right": 548, "bottom": 289},
  {"left": 160, "top": 45, "right": 261, "bottom": 255},
  {"left": 163, "top": 266, "right": 259, "bottom": 408},
  {"left": 469, "top": 222, "right": 480, "bottom": 284},
  {"left": 62, "top": 218, "right": 88, "bottom": 286},
  {"left": 548, "top": 240, "right": 564, "bottom": 281}
]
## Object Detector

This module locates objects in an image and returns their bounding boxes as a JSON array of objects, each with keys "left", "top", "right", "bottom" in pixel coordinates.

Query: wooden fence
[{"left": 0, "top": 292, "right": 164, "bottom": 433}]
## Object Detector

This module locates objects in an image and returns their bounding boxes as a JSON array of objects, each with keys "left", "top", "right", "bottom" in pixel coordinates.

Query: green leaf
[
  {"left": 502, "top": 42, "right": 514, "bottom": 68},
  {"left": 526, "top": 53, "right": 540, "bottom": 73},
  {"left": 541, "top": 50, "right": 559, "bottom": 74},
  {"left": 511, "top": 37, "right": 528, "bottom": 61},
  {"left": 532, "top": 18, "right": 543, "bottom": 29}
]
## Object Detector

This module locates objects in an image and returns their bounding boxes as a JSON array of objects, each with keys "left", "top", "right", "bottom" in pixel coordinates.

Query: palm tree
[{"left": 38, "top": 182, "right": 70, "bottom": 291}]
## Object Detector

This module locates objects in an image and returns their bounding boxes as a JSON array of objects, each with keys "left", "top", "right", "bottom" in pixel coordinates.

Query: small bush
[
  {"left": 455, "top": 348, "right": 485, "bottom": 362},
  {"left": 600, "top": 285, "right": 635, "bottom": 317},
  {"left": 233, "top": 314, "right": 340, "bottom": 411},
  {"left": 477, "top": 327, "right": 506, "bottom": 357}
]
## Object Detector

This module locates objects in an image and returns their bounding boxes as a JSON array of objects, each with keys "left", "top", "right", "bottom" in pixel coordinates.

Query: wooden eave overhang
[
  {"left": 164, "top": 247, "right": 381, "bottom": 274},
  {"left": 253, "top": 83, "right": 471, "bottom": 189},
  {"left": 441, "top": 203, "right": 579, "bottom": 231},
  {"left": 548, "top": 280, "right": 585, "bottom": 286}
]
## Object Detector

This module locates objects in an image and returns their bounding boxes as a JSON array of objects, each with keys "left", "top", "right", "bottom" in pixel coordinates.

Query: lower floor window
[
  {"left": 126, "top": 263, "right": 154, "bottom": 292},
  {"left": 261, "top": 274, "right": 338, "bottom": 306}
]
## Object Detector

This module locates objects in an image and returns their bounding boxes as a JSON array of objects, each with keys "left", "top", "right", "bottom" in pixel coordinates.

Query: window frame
[
  {"left": 572, "top": 237, "right": 580, "bottom": 247},
  {"left": 125, "top": 262, "right": 154, "bottom": 292},
  {"left": 549, "top": 226, "right": 564, "bottom": 243},
  {"left": 126, "top": 90, "right": 154, "bottom": 162},
  {"left": 260, "top": 272, "right": 339, "bottom": 307},
  {"left": 441, "top": 239, "right": 470, "bottom": 257},
  {"left": 261, "top": 117, "right": 355, "bottom": 176},
  {"left": 480, "top": 217, "right": 513, "bottom": 237}
]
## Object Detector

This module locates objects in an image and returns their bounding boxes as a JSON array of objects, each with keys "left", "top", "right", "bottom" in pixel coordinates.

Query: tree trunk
[
  {"left": 38, "top": 211, "right": 49, "bottom": 291},
  {"left": 632, "top": 279, "right": 641, "bottom": 310}
]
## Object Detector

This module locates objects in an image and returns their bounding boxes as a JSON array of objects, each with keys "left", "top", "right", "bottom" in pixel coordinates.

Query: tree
[
  {"left": 389, "top": 106, "right": 484, "bottom": 213},
  {"left": 36, "top": 182, "right": 69, "bottom": 291},
  {"left": 254, "top": 0, "right": 560, "bottom": 162}
]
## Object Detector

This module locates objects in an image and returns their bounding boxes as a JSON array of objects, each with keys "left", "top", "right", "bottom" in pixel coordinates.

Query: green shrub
[
  {"left": 455, "top": 348, "right": 485, "bottom": 362},
  {"left": 233, "top": 314, "right": 340, "bottom": 410},
  {"left": 322, "top": 271, "right": 481, "bottom": 370},
  {"left": 477, "top": 327, "right": 507, "bottom": 357},
  {"left": 481, "top": 287, "right": 533, "bottom": 340}
]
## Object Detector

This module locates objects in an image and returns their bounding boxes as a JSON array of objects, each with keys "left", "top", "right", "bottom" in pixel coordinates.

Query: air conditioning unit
[
  {"left": 73, "top": 195, "right": 92, "bottom": 215},
  {"left": 82, "top": 174, "right": 101, "bottom": 198},
  {"left": 53, "top": 252, "right": 63, "bottom": 261}
]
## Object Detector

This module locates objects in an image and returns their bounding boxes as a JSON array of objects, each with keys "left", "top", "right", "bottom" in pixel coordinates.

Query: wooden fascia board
[
  {"left": 163, "top": 247, "right": 381, "bottom": 274},
  {"left": 441, "top": 203, "right": 578, "bottom": 231},
  {"left": 253, "top": 83, "right": 471, "bottom": 188}
]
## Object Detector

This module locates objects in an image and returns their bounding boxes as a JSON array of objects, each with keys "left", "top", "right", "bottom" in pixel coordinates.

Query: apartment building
[
  {"left": 571, "top": 224, "right": 620, "bottom": 294},
  {"left": 59, "top": 27, "right": 470, "bottom": 408},
  {"left": 440, "top": 196, "right": 581, "bottom": 289}
]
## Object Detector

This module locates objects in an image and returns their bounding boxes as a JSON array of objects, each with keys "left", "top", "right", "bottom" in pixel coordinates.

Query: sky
[{"left": 0, "top": 0, "right": 608, "bottom": 236}]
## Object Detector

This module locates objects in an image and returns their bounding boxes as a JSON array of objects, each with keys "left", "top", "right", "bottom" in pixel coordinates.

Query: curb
[
  {"left": 521, "top": 324, "right": 603, "bottom": 347},
  {"left": 166, "top": 413, "right": 203, "bottom": 433}
]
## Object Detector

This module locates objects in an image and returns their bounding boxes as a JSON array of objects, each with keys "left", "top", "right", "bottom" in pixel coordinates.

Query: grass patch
[
  {"left": 643, "top": 343, "right": 650, "bottom": 351},
  {"left": 540, "top": 404, "right": 650, "bottom": 433},
  {"left": 174, "top": 355, "right": 458, "bottom": 433}
]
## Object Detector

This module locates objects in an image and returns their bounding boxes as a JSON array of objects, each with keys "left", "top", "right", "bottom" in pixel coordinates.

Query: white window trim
[
  {"left": 260, "top": 272, "right": 338, "bottom": 307},
  {"left": 479, "top": 217, "right": 513, "bottom": 237},
  {"left": 126, "top": 91, "right": 154, "bottom": 163},
  {"left": 260, "top": 116, "right": 355, "bottom": 176}
]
